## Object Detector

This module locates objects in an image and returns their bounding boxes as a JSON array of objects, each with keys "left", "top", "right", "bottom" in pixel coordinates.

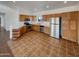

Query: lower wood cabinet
[
  {"left": 20, "top": 26, "right": 26, "bottom": 35},
  {"left": 12, "top": 29, "right": 20, "bottom": 40},
  {"left": 32, "top": 25, "right": 39, "bottom": 31},
  {"left": 44, "top": 27, "right": 50, "bottom": 35}
]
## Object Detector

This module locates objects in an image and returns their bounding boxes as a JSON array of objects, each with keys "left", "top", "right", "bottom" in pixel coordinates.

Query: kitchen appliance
[
  {"left": 50, "top": 17, "right": 61, "bottom": 39},
  {"left": 40, "top": 25, "right": 44, "bottom": 32},
  {"left": 24, "top": 18, "right": 32, "bottom": 31}
]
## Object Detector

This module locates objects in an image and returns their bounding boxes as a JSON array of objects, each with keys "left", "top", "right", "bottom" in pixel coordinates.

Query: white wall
[
  {"left": 0, "top": 4, "right": 19, "bottom": 31},
  {"left": 0, "top": 15, "right": 5, "bottom": 27}
]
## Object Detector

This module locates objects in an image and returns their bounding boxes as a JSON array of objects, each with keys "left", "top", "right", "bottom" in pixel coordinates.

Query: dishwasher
[{"left": 40, "top": 25, "right": 44, "bottom": 32}]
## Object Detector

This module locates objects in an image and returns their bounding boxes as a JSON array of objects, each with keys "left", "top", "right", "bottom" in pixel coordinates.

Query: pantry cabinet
[
  {"left": 69, "top": 12, "right": 78, "bottom": 42},
  {"left": 61, "top": 11, "right": 78, "bottom": 42},
  {"left": 61, "top": 13, "right": 70, "bottom": 40}
]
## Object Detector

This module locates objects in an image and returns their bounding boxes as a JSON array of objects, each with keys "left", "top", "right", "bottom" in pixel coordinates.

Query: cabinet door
[
  {"left": 32, "top": 25, "right": 39, "bottom": 31},
  {"left": 44, "top": 27, "right": 50, "bottom": 34},
  {"left": 61, "top": 13, "right": 70, "bottom": 40},
  {"left": 69, "top": 12, "right": 78, "bottom": 42},
  {"left": 20, "top": 15, "right": 26, "bottom": 21},
  {"left": 20, "top": 26, "right": 26, "bottom": 35},
  {"left": 43, "top": 15, "right": 47, "bottom": 21},
  {"left": 78, "top": 12, "right": 79, "bottom": 43},
  {"left": 31, "top": 16, "right": 36, "bottom": 21},
  {"left": 26, "top": 15, "right": 30, "bottom": 19},
  {"left": 46, "top": 15, "right": 50, "bottom": 21}
]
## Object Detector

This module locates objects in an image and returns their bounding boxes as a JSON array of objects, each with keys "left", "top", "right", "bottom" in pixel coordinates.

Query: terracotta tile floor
[{"left": 8, "top": 31, "right": 79, "bottom": 57}]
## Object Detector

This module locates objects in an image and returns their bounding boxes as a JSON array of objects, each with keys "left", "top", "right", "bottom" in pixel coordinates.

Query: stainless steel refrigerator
[{"left": 50, "top": 17, "right": 61, "bottom": 39}]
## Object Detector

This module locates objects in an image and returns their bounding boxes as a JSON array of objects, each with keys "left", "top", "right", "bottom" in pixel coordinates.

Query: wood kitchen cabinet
[
  {"left": 42, "top": 15, "right": 47, "bottom": 21},
  {"left": 61, "top": 13, "right": 70, "bottom": 40},
  {"left": 26, "top": 15, "right": 29, "bottom": 19},
  {"left": 20, "top": 26, "right": 26, "bottom": 35},
  {"left": 32, "top": 25, "right": 39, "bottom": 32},
  {"left": 44, "top": 27, "right": 50, "bottom": 35},
  {"left": 31, "top": 16, "right": 36, "bottom": 21},
  {"left": 42, "top": 15, "right": 50, "bottom": 21},
  {"left": 61, "top": 11, "right": 78, "bottom": 42},
  {"left": 69, "top": 11, "right": 78, "bottom": 42},
  {"left": 47, "top": 15, "right": 50, "bottom": 21},
  {"left": 19, "top": 15, "right": 36, "bottom": 21},
  {"left": 12, "top": 29, "right": 20, "bottom": 40},
  {"left": 19, "top": 15, "right": 26, "bottom": 21}
]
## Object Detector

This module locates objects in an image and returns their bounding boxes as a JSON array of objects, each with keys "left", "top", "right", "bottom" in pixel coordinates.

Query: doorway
[
  {"left": 0, "top": 14, "right": 5, "bottom": 30},
  {"left": 0, "top": 17, "right": 1, "bottom": 31}
]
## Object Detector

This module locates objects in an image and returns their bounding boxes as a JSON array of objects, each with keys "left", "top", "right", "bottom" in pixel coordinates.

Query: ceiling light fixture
[
  {"left": 64, "top": 1, "right": 67, "bottom": 4},
  {"left": 13, "top": 1, "right": 15, "bottom": 3},
  {"left": 46, "top": 5, "right": 49, "bottom": 8}
]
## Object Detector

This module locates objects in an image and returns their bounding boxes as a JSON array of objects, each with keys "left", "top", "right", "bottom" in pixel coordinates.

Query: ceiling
[{"left": 0, "top": 1, "right": 79, "bottom": 13}]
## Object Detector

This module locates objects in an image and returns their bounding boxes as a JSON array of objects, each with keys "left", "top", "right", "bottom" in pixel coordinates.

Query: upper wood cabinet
[
  {"left": 30, "top": 16, "right": 36, "bottom": 21},
  {"left": 42, "top": 14, "right": 61, "bottom": 21},
  {"left": 20, "top": 15, "right": 26, "bottom": 21},
  {"left": 19, "top": 15, "right": 36, "bottom": 21},
  {"left": 42, "top": 15, "right": 47, "bottom": 21},
  {"left": 42, "top": 15, "right": 51, "bottom": 21}
]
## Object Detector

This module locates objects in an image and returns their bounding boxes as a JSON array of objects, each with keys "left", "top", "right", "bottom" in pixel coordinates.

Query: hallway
[{"left": 0, "top": 28, "right": 13, "bottom": 57}]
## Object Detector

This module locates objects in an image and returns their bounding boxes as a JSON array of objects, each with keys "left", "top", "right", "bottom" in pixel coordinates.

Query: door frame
[
  {"left": 0, "top": 14, "right": 5, "bottom": 28},
  {"left": 0, "top": 16, "right": 1, "bottom": 28}
]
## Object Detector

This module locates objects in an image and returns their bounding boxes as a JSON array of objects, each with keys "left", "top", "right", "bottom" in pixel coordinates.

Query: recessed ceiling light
[
  {"left": 46, "top": 5, "right": 49, "bottom": 8},
  {"left": 13, "top": 1, "right": 15, "bottom": 3},
  {"left": 64, "top": 1, "right": 67, "bottom": 4}
]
